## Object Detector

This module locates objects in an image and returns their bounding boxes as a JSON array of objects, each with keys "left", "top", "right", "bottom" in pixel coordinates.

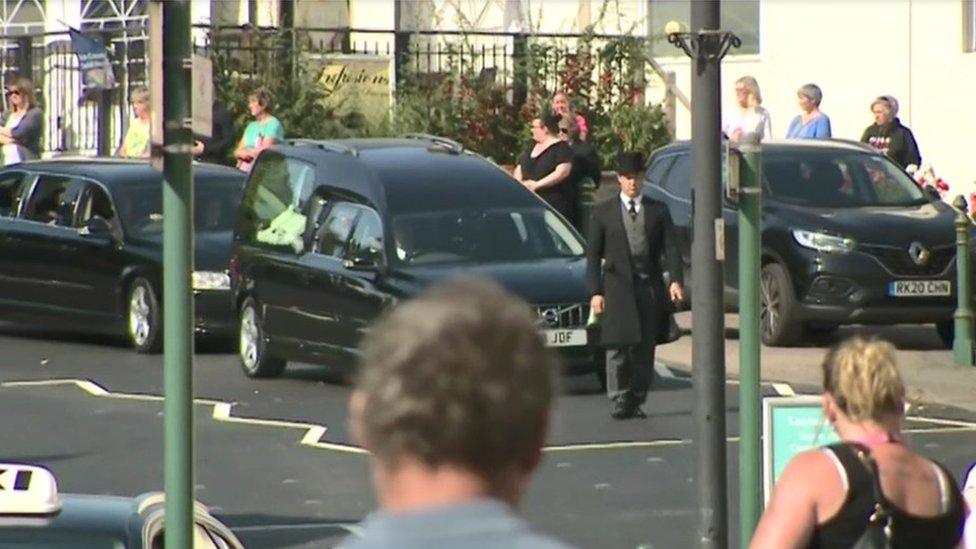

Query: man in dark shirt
[
  {"left": 343, "top": 279, "right": 573, "bottom": 549},
  {"left": 193, "top": 99, "right": 235, "bottom": 165}
]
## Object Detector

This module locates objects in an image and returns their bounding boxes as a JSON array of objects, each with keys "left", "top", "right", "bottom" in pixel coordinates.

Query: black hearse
[{"left": 230, "top": 136, "right": 599, "bottom": 379}]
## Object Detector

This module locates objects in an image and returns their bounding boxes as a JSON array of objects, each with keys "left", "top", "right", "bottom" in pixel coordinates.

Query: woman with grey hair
[
  {"left": 860, "top": 95, "right": 920, "bottom": 169},
  {"left": 723, "top": 75, "right": 772, "bottom": 142},
  {"left": 786, "top": 83, "right": 832, "bottom": 139}
]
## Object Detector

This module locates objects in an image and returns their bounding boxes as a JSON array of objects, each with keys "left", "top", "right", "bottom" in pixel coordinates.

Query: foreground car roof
[{"left": 11, "top": 158, "right": 243, "bottom": 187}]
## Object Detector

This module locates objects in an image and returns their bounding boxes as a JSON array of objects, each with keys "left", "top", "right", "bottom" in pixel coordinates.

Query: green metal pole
[
  {"left": 162, "top": 2, "right": 194, "bottom": 548},
  {"left": 952, "top": 195, "right": 974, "bottom": 366},
  {"left": 737, "top": 136, "right": 762, "bottom": 547}
]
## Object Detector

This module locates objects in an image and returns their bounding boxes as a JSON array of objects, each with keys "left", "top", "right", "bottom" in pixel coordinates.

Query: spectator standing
[
  {"left": 559, "top": 113, "right": 601, "bottom": 230},
  {"left": 724, "top": 75, "right": 772, "bottom": 142},
  {"left": 552, "top": 91, "right": 589, "bottom": 142},
  {"left": 587, "top": 152, "right": 684, "bottom": 420},
  {"left": 513, "top": 114, "right": 575, "bottom": 225},
  {"left": 0, "top": 77, "right": 43, "bottom": 164},
  {"left": 751, "top": 337, "right": 966, "bottom": 549},
  {"left": 117, "top": 86, "right": 151, "bottom": 159},
  {"left": 861, "top": 95, "right": 921, "bottom": 169},
  {"left": 342, "top": 278, "right": 573, "bottom": 549},
  {"left": 234, "top": 87, "right": 284, "bottom": 172},
  {"left": 786, "top": 83, "right": 832, "bottom": 139},
  {"left": 193, "top": 98, "right": 235, "bottom": 165}
]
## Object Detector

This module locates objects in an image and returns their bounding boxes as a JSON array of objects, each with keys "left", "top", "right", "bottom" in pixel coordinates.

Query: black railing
[{"left": 1, "top": 25, "right": 666, "bottom": 158}]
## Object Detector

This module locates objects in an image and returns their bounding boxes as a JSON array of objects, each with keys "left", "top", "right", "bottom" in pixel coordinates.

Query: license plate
[
  {"left": 542, "top": 329, "right": 587, "bottom": 347},
  {"left": 887, "top": 280, "right": 951, "bottom": 297}
]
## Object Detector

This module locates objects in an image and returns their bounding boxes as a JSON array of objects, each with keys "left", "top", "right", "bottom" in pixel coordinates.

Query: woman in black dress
[{"left": 513, "top": 114, "right": 575, "bottom": 224}]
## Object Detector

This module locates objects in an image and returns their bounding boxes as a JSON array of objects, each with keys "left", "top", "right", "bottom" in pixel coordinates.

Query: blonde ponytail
[{"left": 821, "top": 337, "right": 905, "bottom": 422}]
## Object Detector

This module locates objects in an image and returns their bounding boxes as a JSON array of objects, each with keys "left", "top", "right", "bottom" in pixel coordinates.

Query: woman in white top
[{"left": 724, "top": 75, "right": 771, "bottom": 142}]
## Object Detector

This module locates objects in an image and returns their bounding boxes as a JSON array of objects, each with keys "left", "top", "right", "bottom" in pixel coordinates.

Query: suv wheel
[
  {"left": 127, "top": 278, "right": 162, "bottom": 353},
  {"left": 760, "top": 263, "right": 801, "bottom": 346},
  {"left": 935, "top": 320, "right": 954, "bottom": 349},
  {"left": 239, "top": 297, "right": 286, "bottom": 378}
]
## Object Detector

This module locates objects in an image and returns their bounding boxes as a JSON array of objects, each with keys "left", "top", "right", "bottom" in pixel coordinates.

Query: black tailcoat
[{"left": 586, "top": 195, "right": 684, "bottom": 347}]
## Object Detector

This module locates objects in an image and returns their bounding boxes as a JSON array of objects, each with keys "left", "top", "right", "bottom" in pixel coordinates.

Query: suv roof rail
[
  {"left": 286, "top": 139, "right": 359, "bottom": 157},
  {"left": 827, "top": 138, "right": 876, "bottom": 152},
  {"left": 400, "top": 133, "right": 464, "bottom": 154}
]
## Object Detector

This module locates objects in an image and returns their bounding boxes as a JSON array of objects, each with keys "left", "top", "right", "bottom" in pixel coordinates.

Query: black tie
[{"left": 628, "top": 199, "right": 637, "bottom": 220}]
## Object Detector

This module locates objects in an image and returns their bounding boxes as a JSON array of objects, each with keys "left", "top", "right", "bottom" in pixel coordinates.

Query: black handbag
[{"left": 850, "top": 445, "right": 894, "bottom": 549}]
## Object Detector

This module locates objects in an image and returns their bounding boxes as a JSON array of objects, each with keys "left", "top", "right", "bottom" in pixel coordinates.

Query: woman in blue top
[
  {"left": 234, "top": 87, "right": 285, "bottom": 172},
  {"left": 786, "top": 84, "right": 832, "bottom": 139}
]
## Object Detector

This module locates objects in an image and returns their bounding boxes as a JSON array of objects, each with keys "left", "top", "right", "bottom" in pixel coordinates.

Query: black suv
[
  {"left": 230, "top": 136, "right": 598, "bottom": 379},
  {"left": 645, "top": 140, "right": 961, "bottom": 346}
]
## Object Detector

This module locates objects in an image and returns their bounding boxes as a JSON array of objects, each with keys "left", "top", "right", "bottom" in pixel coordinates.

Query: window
[
  {"left": 240, "top": 153, "right": 316, "bottom": 249},
  {"left": 315, "top": 202, "right": 360, "bottom": 258},
  {"left": 0, "top": 171, "right": 27, "bottom": 217},
  {"left": 22, "top": 175, "right": 79, "bottom": 226},
  {"left": 763, "top": 152, "right": 925, "bottom": 208},
  {"left": 346, "top": 209, "right": 385, "bottom": 264},
  {"left": 647, "top": 0, "right": 760, "bottom": 56},
  {"left": 645, "top": 154, "right": 676, "bottom": 188},
  {"left": 75, "top": 183, "right": 117, "bottom": 228},
  {"left": 662, "top": 154, "right": 691, "bottom": 200},
  {"left": 391, "top": 207, "right": 584, "bottom": 265},
  {"left": 966, "top": 0, "right": 976, "bottom": 52}
]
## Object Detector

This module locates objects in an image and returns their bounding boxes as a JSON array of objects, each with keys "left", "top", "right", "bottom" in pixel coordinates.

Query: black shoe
[
  {"left": 610, "top": 396, "right": 631, "bottom": 419},
  {"left": 610, "top": 396, "right": 647, "bottom": 420}
]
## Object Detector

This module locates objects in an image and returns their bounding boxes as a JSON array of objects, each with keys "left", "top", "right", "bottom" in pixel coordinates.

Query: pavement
[{"left": 658, "top": 311, "right": 976, "bottom": 414}]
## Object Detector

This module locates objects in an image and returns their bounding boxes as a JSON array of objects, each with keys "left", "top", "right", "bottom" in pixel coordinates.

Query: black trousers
[{"left": 605, "top": 276, "right": 659, "bottom": 405}]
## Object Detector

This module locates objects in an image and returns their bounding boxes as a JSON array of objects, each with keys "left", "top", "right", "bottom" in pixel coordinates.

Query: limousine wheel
[
  {"left": 239, "top": 297, "right": 286, "bottom": 378},
  {"left": 760, "top": 263, "right": 801, "bottom": 346},
  {"left": 128, "top": 278, "right": 162, "bottom": 353}
]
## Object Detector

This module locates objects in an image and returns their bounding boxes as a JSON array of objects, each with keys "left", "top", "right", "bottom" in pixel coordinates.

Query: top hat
[{"left": 615, "top": 152, "right": 646, "bottom": 175}]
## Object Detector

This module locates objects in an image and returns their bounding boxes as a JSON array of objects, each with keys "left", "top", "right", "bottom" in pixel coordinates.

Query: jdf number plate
[
  {"left": 888, "top": 280, "right": 951, "bottom": 297},
  {"left": 543, "top": 329, "right": 587, "bottom": 347}
]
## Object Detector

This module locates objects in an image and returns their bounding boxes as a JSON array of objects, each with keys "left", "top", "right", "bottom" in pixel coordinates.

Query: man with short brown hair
[{"left": 344, "top": 278, "right": 572, "bottom": 548}]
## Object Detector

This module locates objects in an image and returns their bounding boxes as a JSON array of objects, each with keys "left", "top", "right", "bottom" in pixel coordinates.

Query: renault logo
[{"left": 908, "top": 241, "right": 930, "bottom": 266}]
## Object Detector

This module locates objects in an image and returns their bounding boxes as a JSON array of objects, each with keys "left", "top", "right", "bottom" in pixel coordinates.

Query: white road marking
[
  {"left": 1, "top": 378, "right": 367, "bottom": 455},
  {"left": 770, "top": 383, "right": 796, "bottom": 396},
  {"left": 4, "top": 378, "right": 975, "bottom": 456}
]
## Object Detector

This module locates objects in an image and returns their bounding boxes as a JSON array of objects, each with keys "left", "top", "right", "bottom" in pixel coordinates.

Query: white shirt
[
  {"left": 619, "top": 192, "right": 641, "bottom": 214},
  {"left": 723, "top": 106, "right": 772, "bottom": 141}
]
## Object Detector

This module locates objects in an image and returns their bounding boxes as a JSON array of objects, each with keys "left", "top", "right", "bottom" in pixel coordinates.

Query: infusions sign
[{"left": 309, "top": 54, "right": 393, "bottom": 128}]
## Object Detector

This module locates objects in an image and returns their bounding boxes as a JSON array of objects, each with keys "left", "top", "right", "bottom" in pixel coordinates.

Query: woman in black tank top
[{"left": 750, "top": 337, "right": 966, "bottom": 548}]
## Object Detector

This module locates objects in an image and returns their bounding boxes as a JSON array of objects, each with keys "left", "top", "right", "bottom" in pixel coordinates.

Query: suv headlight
[
  {"left": 792, "top": 230, "right": 855, "bottom": 254},
  {"left": 192, "top": 271, "right": 231, "bottom": 291}
]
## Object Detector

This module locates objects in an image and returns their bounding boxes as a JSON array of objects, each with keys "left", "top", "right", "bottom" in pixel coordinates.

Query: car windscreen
[
  {"left": 114, "top": 177, "right": 243, "bottom": 237},
  {"left": 391, "top": 207, "right": 584, "bottom": 265},
  {"left": 763, "top": 150, "right": 926, "bottom": 208}
]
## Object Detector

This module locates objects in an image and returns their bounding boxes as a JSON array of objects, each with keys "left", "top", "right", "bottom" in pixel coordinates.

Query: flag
[{"left": 67, "top": 27, "right": 116, "bottom": 93}]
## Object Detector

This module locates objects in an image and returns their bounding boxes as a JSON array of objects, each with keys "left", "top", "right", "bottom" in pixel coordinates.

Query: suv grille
[
  {"left": 534, "top": 303, "right": 588, "bottom": 329},
  {"left": 859, "top": 244, "right": 954, "bottom": 276}
]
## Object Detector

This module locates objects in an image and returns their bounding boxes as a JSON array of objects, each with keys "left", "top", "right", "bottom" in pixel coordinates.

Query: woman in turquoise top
[
  {"left": 786, "top": 83, "right": 832, "bottom": 139},
  {"left": 234, "top": 87, "right": 284, "bottom": 172}
]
